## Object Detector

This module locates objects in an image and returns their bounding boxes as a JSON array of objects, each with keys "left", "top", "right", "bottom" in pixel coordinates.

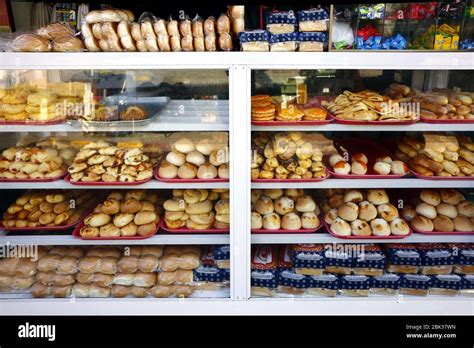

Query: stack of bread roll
[
  {"left": 150, "top": 246, "right": 201, "bottom": 298},
  {"left": 0, "top": 247, "right": 47, "bottom": 292},
  {"left": 323, "top": 189, "right": 410, "bottom": 237},
  {"left": 158, "top": 137, "right": 229, "bottom": 180},
  {"left": 251, "top": 189, "right": 320, "bottom": 230},
  {"left": 2, "top": 190, "right": 93, "bottom": 229},
  {"left": 0, "top": 145, "right": 71, "bottom": 180},
  {"left": 402, "top": 189, "right": 474, "bottom": 233},
  {"left": 251, "top": 132, "right": 327, "bottom": 180},
  {"left": 1, "top": 86, "right": 31, "bottom": 122},
  {"left": 68, "top": 141, "right": 155, "bottom": 183},
  {"left": 329, "top": 152, "right": 408, "bottom": 176},
  {"left": 79, "top": 190, "right": 161, "bottom": 238},
  {"left": 163, "top": 189, "right": 229, "bottom": 230},
  {"left": 396, "top": 134, "right": 474, "bottom": 177},
  {"left": 413, "top": 88, "right": 473, "bottom": 121},
  {"left": 12, "top": 22, "right": 83, "bottom": 52},
  {"left": 228, "top": 5, "right": 245, "bottom": 35}
]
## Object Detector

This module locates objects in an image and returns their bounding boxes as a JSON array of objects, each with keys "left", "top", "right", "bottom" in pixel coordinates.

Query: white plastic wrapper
[{"left": 331, "top": 22, "right": 354, "bottom": 47}]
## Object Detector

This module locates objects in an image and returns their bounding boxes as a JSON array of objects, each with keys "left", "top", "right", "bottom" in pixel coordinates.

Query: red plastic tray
[
  {"left": 0, "top": 118, "right": 66, "bottom": 126},
  {"left": 0, "top": 172, "right": 66, "bottom": 182},
  {"left": 160, "top": 220, "right": 229, "bottom": 234},
  {"left": 252, "top": 219, "right": 323, "bottom": 234},
  {"left": 65, "top": 174, "right": 152, "bottom": 186},
  {"left": 0, "top": 209, "right": 88, "bottom": 232},
  {"left": 325, "top": 138, "right": 408, "bottom": 179},
  {"left": 72, "top": 221, "right": 159, "bottom": 240},
  {"left": 334, "top": 118, "right": 418, "bottom": 125},
  {"left": 410, "top": 225, "right": 474, "bottom": 235},
  {"left": 252, "top": 172, "right": 329, "bottom": 183},
  {"left": 154, "top": 168, "right": 228, "bottom": 183},
  {"left": 323, "top": 221, "right": 412, "bottom": 240},
  {"left": 420, "top": 117, "right": 474, "bottom": 124},
  {"left": 409, "top": 169, "right": 474, "bottom": 181}
]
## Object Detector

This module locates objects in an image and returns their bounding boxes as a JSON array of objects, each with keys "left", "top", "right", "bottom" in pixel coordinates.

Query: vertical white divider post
[{"left": 230, "top": 64, "right": 251, "bottom": 300}]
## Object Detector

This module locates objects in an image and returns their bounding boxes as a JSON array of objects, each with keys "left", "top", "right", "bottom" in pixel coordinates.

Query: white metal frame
[{"left": 0, "top": 52, "right": 473, "bottom": 315}]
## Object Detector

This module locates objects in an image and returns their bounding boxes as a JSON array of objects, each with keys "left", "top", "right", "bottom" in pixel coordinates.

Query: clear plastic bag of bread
[
  {"left": 37, "top": 22, "right": 75, "bottom": 40},
  {"left": 138, "top": 12, "right": 159, "bottom": 52},
  {"left": 192, "top": 14, "right": 204, "bottom": 38},
  {"left": 179, "top": 16, "right": 193, "bottom": 37},
  {"left": 9, "top": 33, "right": 52, "bottom": 52},
  {"left": 52, "top": 35, "right": 84, "bottom": 52}
]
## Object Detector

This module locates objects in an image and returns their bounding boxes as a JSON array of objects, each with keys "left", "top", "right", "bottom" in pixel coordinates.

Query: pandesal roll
[
  {"left": 411, "top": 215, "right": 434, "bottom": 232},
  {"left": 416, "top": 203, "right": 437, "bottom": 220}
]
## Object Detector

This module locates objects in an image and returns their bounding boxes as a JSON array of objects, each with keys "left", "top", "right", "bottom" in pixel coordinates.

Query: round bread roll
[
  {"left": 411, "top": 215, "right": 434, "bottom": 232},
  {"left": 113, "top": 213, "right": 134, "bottom": 228},
  {"left": 251, "top": 212, "right": 263, "bottom": 229},
  {"left": 330, "top": 217, "right": 351, "bottom": 236},
  {"left": 178, "top": 163, "right": 197, "bottom": 179},
  {"left": 329, "top": 194, "right": 344, "bottom": 208},
  {"left": 274, "top": 196, "right": 294, "bottom": 215},
  {"left": 373, "top": 161, "right": 391, "bottom": 175},
  {"left": 295, "top": 195, "right": 316, "bottom": 213},
  {"left": 163, "top": 198, "right": 185, "bottom": 212},
  {"left": 284, "top": 189, "right": 303, "bottom": 199},
  {"left": 196, "top": 139, "right": 218, "bottom": 156},
  {"left": 329, "top": 154, "right": 345, "bottom": 167},
  {"left": 263, "top": 189, "right": 283, "bottom": 200},
  {"left": 367, "top": 189, "right": 389, "bottom": 205},
  {"left": 183, "top": 189, "right": 202, "bottom": 204},
  {"left": 85, "top": 213, "right": 111, "bottom": 227},
  {"left": 358, "top": 201, "right": 377, "bottom": 221},
  {"left": 99, "top": 223, "right": 121, "bottom": 237},
  {"left": 251, "top": 190, "right": 263, "bottom": 204},
  {"left": 174, "top": 138, "right": 195, "bottom": 154},
  {"left": 255, "top": 196, "right": 274, "bottom": 215},
  {"left": 281, "top": 212, "right": 302, "bottom": 230},
  {"left": 390, "top": 160, "right": 408, "bottom": 175},
  {"left": 351, "top": 160, "right": 367, "bottom": 175},
  {"left": 344, "top": 189, "right": 364, "bottom": 203},
  {"left": 350, "top": 219, "right": 371, "bottom": 236},
  {"left": 440, "top": 189, "right": 464, "bottom": 205},
  {"left": 390, "top": 218, "right": 410, "bottom": 236},
  {"left": 197, "top": 163, "right": 218, "bottom": 179},
  {"left": 433, "top": 215, "right": 454, "bottom": 232},
  {"left": 337, "top": 202, "right": 359, "bottom": 222},
  {"left": 401, "top": 205, "right": 416, "bottom": 222},
  {"left": 376, "top": 155, "right": 392, "bottom": 164},
  {"left": 370, "top": 218, "right": 390, "bottom": 236},
  {"left": 120, "top": 198, "right": 142, "bottom": 214},
  {"left": 134, "top": 211, "right": 157, "bottom": 226},
  {"left": 301, "top": 212, "right": 319, "bottom": 229},
  {"left": 420, "top": 190, "right": 441, "bottom": 206},
  {"left": 352, "top": 153, "right": 368, "bottom": 164},
  {"left": 166, "top": 151, "right": 186, "bottom": 166},
  {"left": 453, "top": 216, "right": 473, "bottom": 232},
  {"left": 189, "top": 211, "right": 215, "bottom": 225},
  {"left": 186, "top": 151, "right": 206, "bottom": 166},
  {"left": 185, "top": 200, "right": 213, "bottom": 215},
  {"left": 324, "top": 209, "right": 338, "bottom": 225},
  {"left": 262, "top": 212, "right": 280, "bottom": 230},
  {"left": 121, "top": 222, "right": 138, "bottom": 236},
  {"left": 377, "top": 203, "right": 399, "bottom": 222},
  {"left": 218, "top": 164, "right": 229, "bottom": 178},
  {"left": 215, "top": 199, "right": 230, "bottom": 215},
  {"left": 457, "top": 201, "right": 474, "bottom": 218},
  {"left": 158, "top": 161, "right": 178, "bottom": 179},
  {"left": 333, "top": 161, "right": 350, "bottom": 175},
  {"left": 436, "top": 203, "right": 458, "bottom": 219},
  {"left": 415, "top": 203, "right": 437, "bottom": 220}
]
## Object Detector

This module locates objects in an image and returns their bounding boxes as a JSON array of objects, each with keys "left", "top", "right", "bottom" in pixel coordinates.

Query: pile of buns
[
  {"left": 11, "top": 22, "right": 83, "bottom": 52},
  {"left": 251, "top": 189, "right": 320, "bottom": 230},
  {"left": 79, "top": 190, "right": 161, "bottom": 238},
  {"left": 81, "top": 6, "right": 243, "bottom": 52},
  {"left": 251, "top": 132, "right": 327, "bottom": 180},
  {"left": 413, "top": 88, "right": 473, "bottom": 121},
  {"left": 402, "top": 189, "right": 474, "bottom": 233},
  {"left": 158, "top": 137, "right": 229, "bottom": 180},
  {"left": 322, "top": 90, "right": 417, "bottom": 122},
  {"left": 68, "top": 141, "right": 155, "bottom": 183},
  {"left": 328, "top": 152, "right": 408, "bottom": 176},
  {"left": 323, "top": 189, "right": 410, "bottom": 237},
  {"left": 163, "top": 189, "right": 229, "bottom": 230},
  {"left": 0, "top": 247, "right": 47, "bottom": 292},
  {"left": 396, "top": 134, "right": 474, "bottom": 177},
  {"left": 2, "top": 190, "right": 92, "bottom": 228},
  {"left": 27, "top": 245, "right": 203, "bottom": 298}
]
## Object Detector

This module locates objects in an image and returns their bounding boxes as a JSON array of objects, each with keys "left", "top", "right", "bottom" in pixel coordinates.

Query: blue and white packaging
[
  {"left": 307, "top": 274, "right": 338, "bottom": 297},
  {"left": 430, "top": 274, "right": 462, "bottom": 296},
  {"left": 269, "top": 32, "right": 298, "bottom": 52},
  {"left": 292, "top": 244, "right": 326, "bottom": 275},
  {"left": 277, "top": 269, "right": 309, "bottom": 294},
  {"left": 400, "top": 274, "right": 431, "bottom": 296},
  {"left": 370, "top": 273, "right": 400, "bottom": 295},
  {"left": 353, "top": 245, "right": 386, "bottom": 276},
  {"left": 386, "top": 244, "right": 421, "bottom": 274},
  {"left": 460, "top": 275, "right": 474, "bottom": 296},
  {"left": 338, "top": 275, "right": 370, "bottom": 296},
  {"left": 298, "top": 32, "right": 327, "bottom": 52},
  {"left": 419, "top": 245, "right": 456, "bottom": 275},
  {"left": 267, "top": 11, "right": 297, "bottom": 34},
  {"left": 239, "top": 30, "right": 270, "bottom": 51},
  {"left": 298, "top": 8, "right": 329, "bottom": 32}
]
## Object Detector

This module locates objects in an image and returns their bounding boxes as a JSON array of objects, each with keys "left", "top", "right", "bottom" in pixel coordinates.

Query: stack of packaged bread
[
  {"left": 396, "top": 134, "right": 474, "bottom": 177},
  {"left": 323, "top": 189, "right": 410, "bottom": 237},
  {"left": 158, "top": 136, "right": 229, "bottom": 180},
  {"left": 402, "top": 189, "right": 474, "bottom": 233},
  {"left": 163, "top": 189, "right": 229, "bottom": 230},
  {"left": 2, "top": 190, "right": 93, "bottom": 228},
  {"left": 79, "top": 190, "right": 162, "bottom": 238},
  {"left": 251, "top": 189, "right": 320, "bottom": 230},
  {"left": 194, "top": 245, "right": 230, "bottom": 291},
  {"left": 251, "top": 132, "right": 327, "bottom": 180},
  {"left": 11, "top": 22, "right": 83, "bottom": 52}
]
